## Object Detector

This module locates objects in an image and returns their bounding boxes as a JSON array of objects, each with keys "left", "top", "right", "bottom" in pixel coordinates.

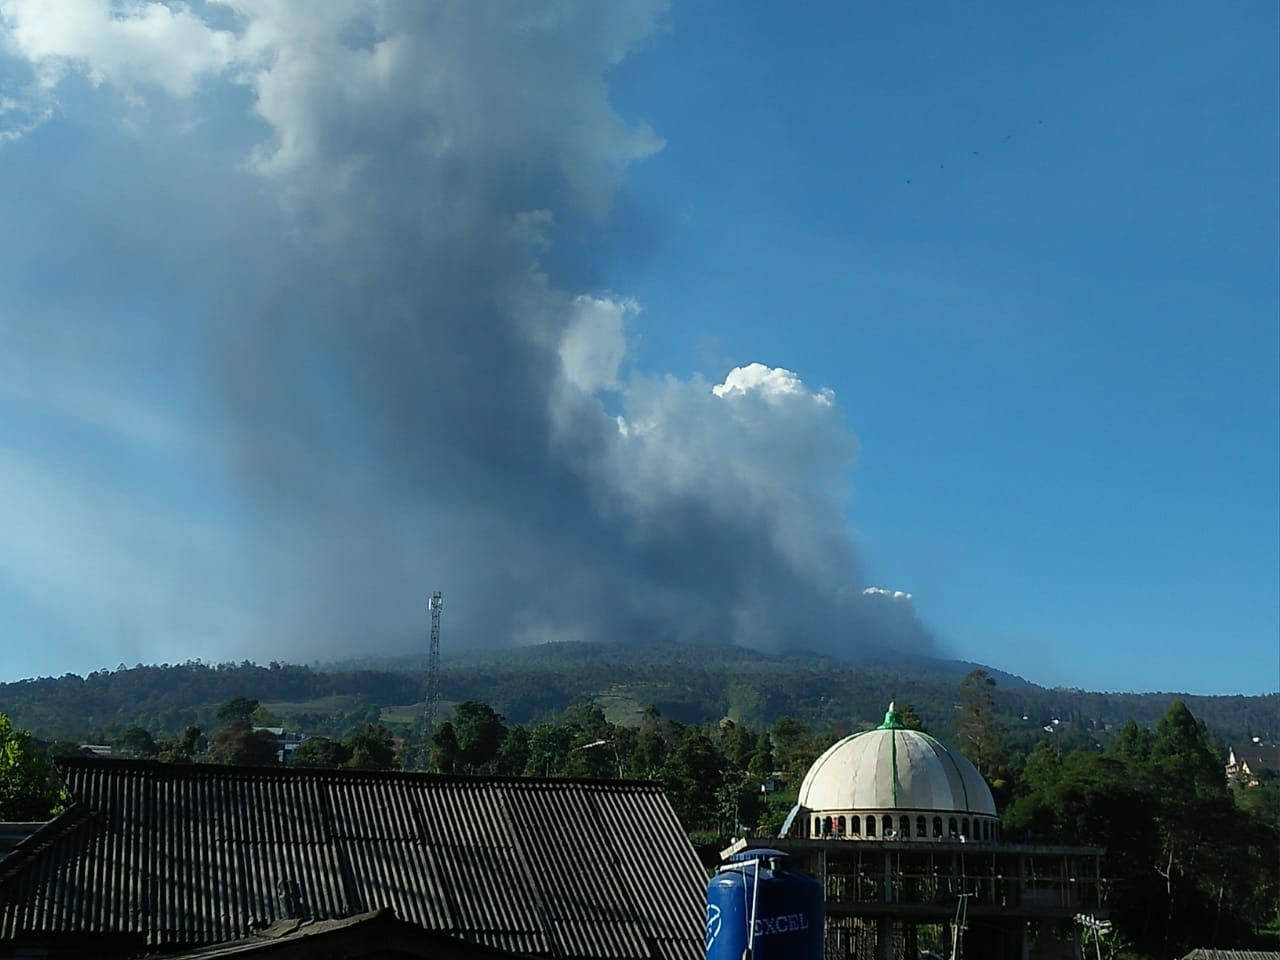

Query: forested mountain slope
[{"left": 1, "top": 641, "right": 1274, "bottom": 746}]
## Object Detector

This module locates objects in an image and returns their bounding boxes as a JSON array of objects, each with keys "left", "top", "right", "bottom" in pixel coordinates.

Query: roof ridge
[
  {"left": 0, "top": 803, "right": 97, "bottom": 887},
  {"left": 53, "top": 756, "right": 665, "bottom": 790}
]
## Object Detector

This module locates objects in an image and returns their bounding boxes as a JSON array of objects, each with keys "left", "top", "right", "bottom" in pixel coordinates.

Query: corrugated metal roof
[
  {"left": 163, "top": 908, "right": 537, "bottom": 959},
  {"left": 0, "top": 758, "right": 706, "bottom": 959},
  {"left": 0, "top": 821, "right": 44, "bottom": 862}
]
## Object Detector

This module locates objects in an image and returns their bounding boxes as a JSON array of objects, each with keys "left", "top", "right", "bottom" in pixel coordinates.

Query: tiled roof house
[
  {"left": 1226, "top": 743, "right": 1280, "bottom": 786},
  {"left": 0, "top": 758, "right": 706, "bottom": 959}
]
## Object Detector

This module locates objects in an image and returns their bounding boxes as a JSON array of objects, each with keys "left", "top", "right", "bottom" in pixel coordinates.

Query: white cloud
[
  {"left": 712, "top": 362, "right": 835, "bottom": 406},
  {"left": 863, "top": 586, "right": 914, "bottom": 602},
  {"left": 196, "top": 2, "right": 665, "bottom": 222},
  {"left": 0, "top": 95, "right": 50, "bottom": 142},
  {"left": 0, "top": 0, "right": 235, "bottom": 96},
  {"left": 559, "top": 295, "right": 633, "bottom": 394}
]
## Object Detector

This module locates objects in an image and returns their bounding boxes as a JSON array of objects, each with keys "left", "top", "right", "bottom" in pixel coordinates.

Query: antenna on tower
[{"left": 424, "top": 592, "right": 444, "bottom": 740}]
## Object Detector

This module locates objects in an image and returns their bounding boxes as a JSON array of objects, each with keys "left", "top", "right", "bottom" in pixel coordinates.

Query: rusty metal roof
[{"left": 0, "top": 758, "right": 705, "bottom": 959}]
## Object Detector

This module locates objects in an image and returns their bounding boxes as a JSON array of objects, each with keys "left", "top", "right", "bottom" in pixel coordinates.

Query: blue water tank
[{"left": 705, "top": 849, "right": 823, "bottom": 960}]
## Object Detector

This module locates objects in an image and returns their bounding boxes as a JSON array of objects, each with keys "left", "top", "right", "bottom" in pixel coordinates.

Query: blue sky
[{"left": 0, "top": 1, "right": 1275, "bottom": 694}]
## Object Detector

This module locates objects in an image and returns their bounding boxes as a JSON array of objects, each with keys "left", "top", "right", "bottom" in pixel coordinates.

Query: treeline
[
  {"left": 401, "top": 700, "right": 819, "bottom": 840},
  {"left": 333, "top": 688, "right": 1280, "bottom": 956},
  {"left": 0, "top": 660, "right": 422, "bottom": 740},
  {"left": 91, "top": 695, "right": 822, "bottom": 841},
  {"left": 1005, "top": 703, "right": 1279, "bottom": 958},
  {"left": 1, "top": 642, "right": 1275, "bottom": 751},
  {"left": 0, "top": 697, "right": 405, "bottom": 821},
  {"left": 2, "top": 683, "right": 1276, "bottom": 958}
]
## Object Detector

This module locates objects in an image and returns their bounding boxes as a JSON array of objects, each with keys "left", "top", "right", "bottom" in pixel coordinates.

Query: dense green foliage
[
  {"left": 0, "top": 714, "right": 62, "bottom": 820},
  {"left": 1005, "top": 702, "right": 1279, "bottom": 957},
  {"left": 1, "top": 643, "right": 1274, "bottom": 750},
  {"left": 392, "top": 699, "right": 824, "bottom": 842},
  {"left": 96, "top": 697, "right": 399, "bottom": 773},
  {"left": 8, "top": 667, "right": 1277, "bottom": 959},
  {"left": 0, "top": 660, "right": 421, "bottom": 741}
]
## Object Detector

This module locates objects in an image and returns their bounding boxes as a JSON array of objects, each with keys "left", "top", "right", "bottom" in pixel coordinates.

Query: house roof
[
  {"left": 163, "top": 908, "right": 536, "bottom": 958},
  {"left": 0, "top": 758, "right": 705, "bottom": 959},
  {"left": 1229, "top": 744, "right": 1280, "bottom": 773},
  {"left": 0, "top": 821, "right": 44, "bottom": 861},
  {"left": 1180, "top": 951, "right": 1280, "bottom": 960}
]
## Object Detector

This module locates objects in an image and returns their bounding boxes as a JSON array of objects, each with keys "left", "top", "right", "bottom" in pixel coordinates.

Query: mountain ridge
[{"left": 1, "top": 639, "right": 1273, "bottom": 747}]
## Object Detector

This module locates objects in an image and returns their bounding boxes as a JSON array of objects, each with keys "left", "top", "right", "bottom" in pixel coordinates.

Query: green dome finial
[{"left": 879, "top": 701, "right": 904, "bottom": 730}]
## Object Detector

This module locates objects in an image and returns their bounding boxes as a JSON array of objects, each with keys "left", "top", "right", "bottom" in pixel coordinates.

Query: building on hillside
[
  {"left": 251, "top": 725, "right": 308, "bottom": 764},
  {"left": 760, "top": 771, "right": 790, "bottom": 794},
  {"left": 739, "top": 704, "right": 1107, "bottom": 960},
  {"left": 1225, "top": 740, "right": 1279, "bottom": 786},
  {"left": 0, "top": 757, "right": 706, "bottom": 960}
]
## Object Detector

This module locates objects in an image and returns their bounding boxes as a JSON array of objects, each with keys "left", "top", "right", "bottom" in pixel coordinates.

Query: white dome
[{"left": 798, "top": 707, "right": 996, "bottom": 820}]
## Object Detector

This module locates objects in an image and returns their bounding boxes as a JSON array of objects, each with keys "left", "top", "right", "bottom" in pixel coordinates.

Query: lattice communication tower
[{"left": 425, "top": 591, "right": 444, "bottom": 738}]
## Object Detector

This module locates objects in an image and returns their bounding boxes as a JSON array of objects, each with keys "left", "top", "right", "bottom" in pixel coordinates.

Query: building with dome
[
  {"left": 795, "top": 703, "right": 1001, "bottom": 845},
  {"left": 734, "top": 705, "right": 1106, "bottom": 960}
]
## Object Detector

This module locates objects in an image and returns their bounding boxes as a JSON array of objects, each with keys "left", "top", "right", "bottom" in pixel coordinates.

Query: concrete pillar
[{"left": 876, "top": 917, "right": 893, "bottom": 960}]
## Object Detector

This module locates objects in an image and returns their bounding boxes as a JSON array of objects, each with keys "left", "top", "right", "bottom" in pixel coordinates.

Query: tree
[
  {"left": 431, "top": 721, "right": 460, "bottom": 774},
  {"left": 716, "top": 768, "right": 763, "bottom": 837},
  {"left": 1149, "top": 700, "right": 1237, "bottom": 956},
  {"left": 116, "top": 725, "right": 158, "bottom": 758},
  {"left": 1, "top": 713, "right": 60, "bottom": 820},
  {"left": 628, "top": 708, "right": 669, "bottom": 781},
  {"left": 957, "top": 670, "right": 1006, "bottom": 777},
  {"left": 209, "top": 720, "right": 278, "bottom": 766},
  {"left": 147, "top": 725, "right": 201, "bottom": 763},
  {"left": 747, "top": 731, "right": 775, "bottom": 782},
  {"left": 1105, "top": 718, "right": 1153, "bottom": 771},
  {"left": 345, "top": 725, "right": 396, "bottom": 770},
  {"left": 663, "top": 728, "right": 723, "bottom": 832},
  {"left": 898, "top": 704, "right": 927, "bottom": 732},
  {"left": 562, "top": 701, "right": 611, "bottom": 742},
  {"left": 291, "top": 736, "right": 351, "bottom": 768},
  {"left": 250, "top": 704, "right": 281, "bottom": 727},
  {"left": 495, "top": 727, "right": 531, "bottom": 776},
  {"left": 525, "top": 722, "right": 572, "bottom": 778},
  {"left": 1006, "top": 700, "right": 1277, "bottom": 957},
  {"left": 451, "top": 702, "right": 507, "bottom": 773},
  {"left": 770, "top": 716, "right": 816, "bottom": 780},
  {"left": 215, "top": 697, "right": 259, "bottom": 728},
  {"left": 46, "top": 740, "right": 86, "bottom": 760},
  {"left": 720, "top": 720, "right": 756, "bottom": 773}
]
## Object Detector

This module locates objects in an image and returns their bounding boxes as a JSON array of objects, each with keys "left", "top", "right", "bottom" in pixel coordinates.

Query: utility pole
[{"left": 424, "top": 592, "right": 443, "bottom": 740}]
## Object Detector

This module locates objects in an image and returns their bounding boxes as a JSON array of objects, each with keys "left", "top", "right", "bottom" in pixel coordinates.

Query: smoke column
[{"left": 0, "top": 1, "right": 938, "bottom": 667}]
